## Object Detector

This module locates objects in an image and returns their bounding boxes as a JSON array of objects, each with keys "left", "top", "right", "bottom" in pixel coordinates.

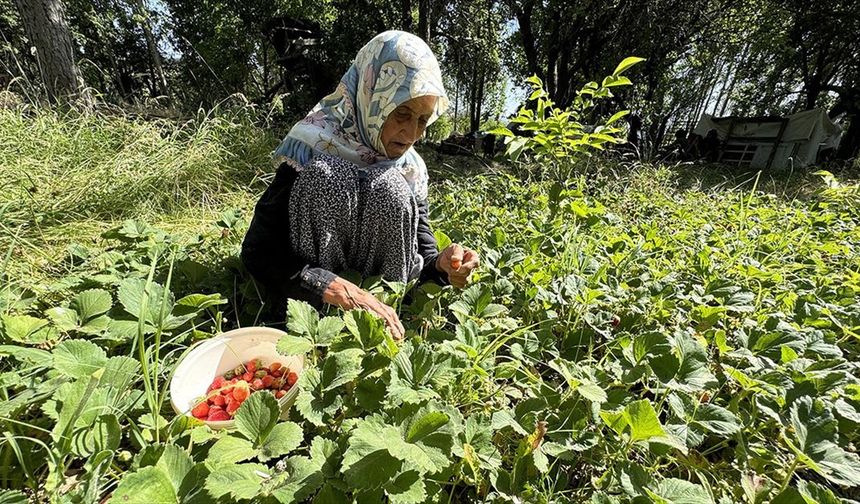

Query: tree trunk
[
  {"left": 417, "top": 0, "right": 431, "bottom": 42},
  {"left": 508, "top": 0, "right": 540, "bottom": 80},
  {"left": 13, "top": 0, "right": 90, "bottom": 106},
  {"left": 400, "top": 0, "right": 413, "bottom": 32},
  {"left": 134, "top": 0, "right": 170, "bottom": 101}
]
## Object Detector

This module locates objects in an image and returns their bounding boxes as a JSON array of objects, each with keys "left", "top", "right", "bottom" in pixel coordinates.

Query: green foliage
[
  {"left": 1, "top": 111, "right": 859, "bottom": 503},
  {"left": 490, "top": 57, "right": 644, "bottom": 179}
]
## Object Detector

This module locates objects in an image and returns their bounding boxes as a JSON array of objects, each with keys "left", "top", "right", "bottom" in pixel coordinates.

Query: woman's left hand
[{"left": 436, "top": 243, "right": 480, "bottom": 288}]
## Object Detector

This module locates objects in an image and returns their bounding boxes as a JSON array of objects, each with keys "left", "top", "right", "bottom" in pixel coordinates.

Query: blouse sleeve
[{"left": 416, "top": 198, "right": 449, "bottom": 286}]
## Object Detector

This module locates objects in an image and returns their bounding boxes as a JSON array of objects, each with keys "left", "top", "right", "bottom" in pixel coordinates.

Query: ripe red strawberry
[
  {"left": 271, "top": 368, "right": 283, "bottom": 378},
  {"left": 242, "top": 371, "right": 253, "bottom": 382},
  {"left": 261, "top": 375, "right": 275, "bottom": 388},
  {"left": 269, "top": 362, "right": 282, "bottom": 372},
  {"left": 251, "top": 378, "right": 264, "bottom": 390},
  {"left": 208, "top": 375, "right": 225, "bottom": 392},
  {"left": 232, "top": 385, "right": 249, "bottom": 402},
  {"left": 226, "top": 399, "right": 242, "bottom": 415},
  {"left": 246, "top": 360, "right": 256, "bottom": 373},
  {"left": 210, "top": 394, "right": 226, "bottom": 407},
  {"left": 207, "top": 409, "right": 230, "bottom": 421},
  {"left": 191, "top": 402, "right": 209, "bottom": 419},
  {"left": 275, "top": 389, "right": 286, "bottom": 399},
  {"left": 286, "top": 371, "right": 298, "bottom": 386}
]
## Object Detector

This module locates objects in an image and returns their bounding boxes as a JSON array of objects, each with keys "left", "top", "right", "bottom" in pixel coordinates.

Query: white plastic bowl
[{"left": 170, "top": 326, "right": 306, "bottom": 430}]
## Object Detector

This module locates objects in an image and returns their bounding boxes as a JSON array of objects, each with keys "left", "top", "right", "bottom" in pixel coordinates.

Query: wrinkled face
[{"left": 380, "top": 95, "right": 438, "bottom": 158}]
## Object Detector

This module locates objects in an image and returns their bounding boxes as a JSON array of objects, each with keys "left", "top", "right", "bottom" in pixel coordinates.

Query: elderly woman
[{"left": 241, "top": 31, "right": 480, "bottom": 340}]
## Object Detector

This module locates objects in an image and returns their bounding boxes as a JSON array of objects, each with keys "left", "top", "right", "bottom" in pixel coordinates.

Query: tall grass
[{"left": 0, "top": 106, "right": 278, "bottom": 225}]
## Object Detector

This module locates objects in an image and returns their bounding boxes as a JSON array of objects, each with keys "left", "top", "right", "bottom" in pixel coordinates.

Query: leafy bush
[{"left": 489, "top": 57, "right": 643, "bottom": 179}]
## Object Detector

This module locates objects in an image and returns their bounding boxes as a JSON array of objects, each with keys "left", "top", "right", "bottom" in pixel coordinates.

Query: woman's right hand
[{"left": 322, "top": 276, "right": 405, "bottom": 341}]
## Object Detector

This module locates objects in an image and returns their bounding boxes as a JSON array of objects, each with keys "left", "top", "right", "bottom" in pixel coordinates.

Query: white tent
[{"left": 693, "top": 108, "right": 842, "bottom": 169}]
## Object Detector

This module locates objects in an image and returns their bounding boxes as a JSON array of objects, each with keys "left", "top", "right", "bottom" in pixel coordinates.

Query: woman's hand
[
  {"left": 436, "top": 243, "right": 480, "bottom": 288},
  {"left": 322, "top": 276, "right": 405, "bottom": 341}
]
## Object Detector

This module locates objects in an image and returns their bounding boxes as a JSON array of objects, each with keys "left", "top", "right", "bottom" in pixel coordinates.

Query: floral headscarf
[{"left": 272, "top": 30, "right": 449, "bottom": 201}]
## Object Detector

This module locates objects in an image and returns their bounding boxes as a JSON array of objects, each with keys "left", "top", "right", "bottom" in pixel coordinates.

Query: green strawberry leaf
[
  {"left": 385, "top": 470, "right": 426, "bottom": 504},
  {"left": 205, "top": 463, "right": 269, "bottom": 501},
  {"left": 207, "top": 435, "right": 257, "bottom": 466},
  {"left": 287, "top": 299, "right": 320, "bottom": 340},
  {"left": 235, "top": 390, "right": 281, "bottom": 446},
  {"left": 317, "top": 316, "right": 345, "bottom": 345},
  {"left": 258, "top": 422, "right": 303, "bottom": 462},
  {"left": 71, "top": 288, "right": 112, "bottom": 323},
  {"left": 52, "top": 339, "right": 108, "bottom": 378},
  {"left": 787, "top": 396, "right": 860, "bottom": 487},
  {"left": 109, "top": 466, "right": 178, "bottom": 503},
  {"left": 645, "top": 477, "right": 713, "bottom": 503},
  {"left": 271, "top": 455, "right": 326, "bottom": 503},
  {"left": 342, "top": 417, "right": 405, "bottom": 489},
  {"left": 71, "top": 414, "right": 120, "bottom": 457},
  {"left": 320, "top": 348, "right": 364, "bottom": 392},
  {"left": 294, "top": 368, "right": 343, "bottom": 427},
  {"left": 277, "top": 335, "right": 314, "bottom": 356},
  {"left": 0, "top": 314, "right": 57, "bottom": 344},
  {"left": 692, "top": 404, "right": 741, "bottom": 436},
  {"left": 117, "top": 278, "right": 175, "bottom": 327}
]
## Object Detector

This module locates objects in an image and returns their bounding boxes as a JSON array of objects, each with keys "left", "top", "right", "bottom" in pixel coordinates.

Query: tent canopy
[{"left": 693, "top": 108, "right": 841, "bottom": 169}]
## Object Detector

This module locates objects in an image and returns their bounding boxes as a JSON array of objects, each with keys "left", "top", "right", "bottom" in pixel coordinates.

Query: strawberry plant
[{"left": 1, "top": 113, "right": 859, "bottom": 503}]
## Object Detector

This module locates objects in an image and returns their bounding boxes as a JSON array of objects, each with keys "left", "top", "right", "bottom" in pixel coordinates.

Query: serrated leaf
[
  {"left": 797, "top": 479, "right": 841, "bottom": 504},
  {"left": 317, "top": 316, "right": 344, "bottom": 345},
  {"left": 788, "top": 396, "right": 860, "bottom": 487},
  {"left": 278, "top": 335, "right": 314, "bottom": 356},
  {"left": 175, "top": 293, "right": 226, "bottom": 311},
  {"left": 320, "top": 348, "right": 364, "bottom": 392},
  {"left": 310, "top": 436, "right": 342, "bottom": 479},
  {"left": 385, "top": 470, "right": 426, "bottom": 504},
  {"left": 342, "top": 420, "right": 403, "bottom": 489},
  {"left": 117, "top": 278, "right": 174, "bottom": 327},
  {"left": 0, "top": 314, "right": 56, "bottom": 344},
  {"left": 388, "top": 342, "right": 443, "bottom": 405},
  {"left": 287, "top": 299, "right": 319, "bottom": 339},
  {"left": 71, "top": 414, "right": 120, "bottom": 457},
  {"left": 406, "top": 411, "right": 449, "bottom": 443},
  {"left": 205, "top": 463, "right": 268, "bottom": 500},
  {"left": 0, "top": 345, "right": 52, "bottom": 367},
  {"left": 207, "top": 435, "right": 257, "bottom": 466},
  {"left": 295, "top": 368, "right": 343, "bottom": 426},
  {"left": 692, "top": 404, "right": 741, "bottom": 435},
  {"left": 71, "top": 289, "right": 112, "bottom": 322},
  {"left": 271, "top": 455, "right": 326, "bottom": 504},
  {"left": 646, "top": 477, "right": 713, "bottom": 503},
  {"left": 343, "top": 309, "right": 386, "bottom": 349},
  {"left": 101, "top": 355, "right": 140, "bottom": 392},
  {"left": 45, "top": 307, "right": 79, "bottom": 331},
  {"left": 235, "top": 391, "right": 280, "bottom": 446},
  {"left": 259, "top": 422, "right": 304, "bottom": 462},
  {"left": 52, "top": 339, "right": 108, "bottom": 378},
  {"left": 154, "top": 445, "right": 194, "bottom": 497},
  {"left": 109, "top": 466, "right": 178, "bottom": 503}
]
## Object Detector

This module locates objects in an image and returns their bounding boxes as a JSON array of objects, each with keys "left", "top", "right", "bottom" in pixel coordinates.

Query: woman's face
[{"left": 380, "top": 95, "right": 438, "bottom": 158}]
